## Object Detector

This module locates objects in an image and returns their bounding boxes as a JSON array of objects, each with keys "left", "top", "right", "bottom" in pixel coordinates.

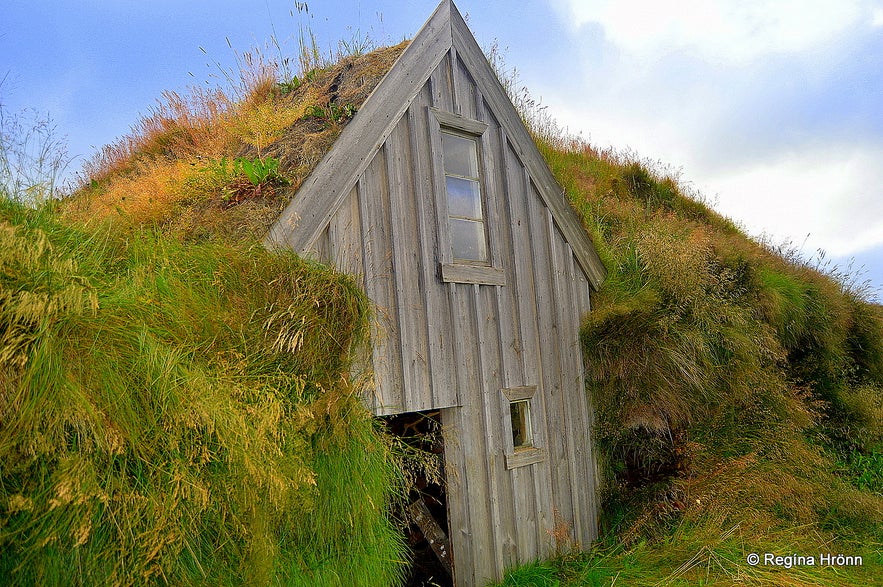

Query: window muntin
[
  {"left": 441, "top": 131, "right": 487, "bottom": 263},
  {"left": 509, "top": 399, "right": 533, "bottom": 450}
]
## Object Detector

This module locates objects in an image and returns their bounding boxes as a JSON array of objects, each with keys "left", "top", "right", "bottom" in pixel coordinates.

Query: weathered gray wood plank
[
  {"left": 385, "top": 120, "right": 432, "bottom": 411},
  {"left": 408, "top": 87, "right": 459, "bottom": 410},
  {"left": 440, "top": 405, "right": 474, "bottom": 586},
  {"left": 451, "top": 283, "right": 495, "bottom": 583},
  {"left": 526, "top": 179, "right": 575, "bottom": 533},
  {"left": 485, "top": 126, "right": 521, "bottom": 390},
  {"left": 476, "top": 284, "right": 517, "bottom": 574},
  {"left": 550, "top": 225, "right": 585, "bottom": 543},
  {"left": 408, "top": 498, "right": 454, "bottom": 576},
  {"left": 507, "top": 144, "right": 555, "bottom": 553},
  {"left": 571, "top": 253, "right": 599, "bottom": 543},
  {"left": 304, "top": 225, "right": 330, "bottom": 262},
  {"left": 440, "top": 263, "right": 505, "bottom": 286},
  {"left": 358, "top": 158, "right": 404, "bottom": 415},
  {"left": 429, "top": 51, "right": 454, "bottom": 113},
  {"left": 485, "top": 119, "right": 541, "bottom": 563},
  {"left": 449, "top": 45, "right": 461, "bottom": 116},
  {"left": 328, "top": 185, "right": 363, "bottom": 277}
]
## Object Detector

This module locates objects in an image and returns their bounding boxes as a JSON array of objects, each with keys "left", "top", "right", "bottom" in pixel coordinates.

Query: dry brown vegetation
[{"left": 63, "top": 41, "right": 408, "bottom": 243}]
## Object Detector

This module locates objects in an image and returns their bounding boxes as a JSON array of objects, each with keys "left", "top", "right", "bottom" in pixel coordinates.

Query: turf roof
[{"left": 62, "top": 41, "right": 409, "bottom": 243}]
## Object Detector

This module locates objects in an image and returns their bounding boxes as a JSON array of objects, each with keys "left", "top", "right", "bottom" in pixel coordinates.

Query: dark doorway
[{"left": 381, "top": 410, "right": 453, "bottom": 587}]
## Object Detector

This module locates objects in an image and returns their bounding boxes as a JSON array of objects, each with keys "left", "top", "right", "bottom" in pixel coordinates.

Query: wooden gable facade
[{"left": 265, "top": 1, "right": 607, "bottom": 584}]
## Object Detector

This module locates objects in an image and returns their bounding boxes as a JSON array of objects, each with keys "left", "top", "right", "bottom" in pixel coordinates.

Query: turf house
[
  {"left": 265, "top": 1, "right": 607, "bottom": 584},
  {"left": 7, "top": 0, "right": 883, "bottom": 585}
]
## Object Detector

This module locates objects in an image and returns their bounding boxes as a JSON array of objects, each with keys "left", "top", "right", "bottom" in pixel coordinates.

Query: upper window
[
  {"left": 429, "top": 108, "right": 503, "bottom": 286},
  {"left": 441, "top": 131, "right": 487, "bottom": 263}
]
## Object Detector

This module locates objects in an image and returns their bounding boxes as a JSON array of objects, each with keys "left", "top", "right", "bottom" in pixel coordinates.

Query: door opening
[{"left": 381, "top": 410, "right": 453, "bottom": 587}]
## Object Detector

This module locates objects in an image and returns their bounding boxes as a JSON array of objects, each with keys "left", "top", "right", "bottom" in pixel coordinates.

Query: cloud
[
  {"left": 536, "top": 0, "right": 883, "bottom": 282},
  {"left": 696, "top": 145, "right": 883, "bottom": 257},
  {"left": 556, "top": 0, "right": 882, "bottom": 63}
]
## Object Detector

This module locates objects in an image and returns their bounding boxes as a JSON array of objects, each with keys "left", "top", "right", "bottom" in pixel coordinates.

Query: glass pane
[
  {"left": 510, "top": 400, "right": 532, "bottom": 449},
  {"left": 442, "top": 132, "right": 479, "bottom": 178},
  {"left": 450, "top": 218, "right": 487, "bottom": 262},
  {"left": 446, "top": 176, "right": 483, "bottom": 219}
]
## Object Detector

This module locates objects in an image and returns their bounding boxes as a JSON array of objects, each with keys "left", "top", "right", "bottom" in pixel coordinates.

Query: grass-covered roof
[{"left": 62, "top": 41, "right": 407, "bottom": 244}]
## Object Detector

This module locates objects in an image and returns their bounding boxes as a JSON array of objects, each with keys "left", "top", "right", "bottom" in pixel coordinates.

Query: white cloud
[
  {"left": 542, "top": 91, "right": 883, "bottom": 259},
  {"left": 556, "top": 0, "right": 877, "bottom": 62},
  {"left": 696, "top": 147, "right": 883, "bottom": 257}
]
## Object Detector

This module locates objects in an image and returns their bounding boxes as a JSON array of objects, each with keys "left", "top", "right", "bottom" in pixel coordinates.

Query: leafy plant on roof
[{"left": 305, "top": 102, "right": 357, "bottom": 126}]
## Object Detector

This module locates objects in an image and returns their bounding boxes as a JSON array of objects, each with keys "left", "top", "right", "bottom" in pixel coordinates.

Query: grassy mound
[
  {"left": 497, "top": 139, "right": 883, "bottom": 586},
  {"left": 0, "top": 198, "right": 405, "bottom": 586}
]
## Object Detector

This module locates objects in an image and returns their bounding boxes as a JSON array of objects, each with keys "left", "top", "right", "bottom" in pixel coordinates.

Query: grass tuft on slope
[{"left": 0, "top": 198, "right": 406, "bottom": 586}]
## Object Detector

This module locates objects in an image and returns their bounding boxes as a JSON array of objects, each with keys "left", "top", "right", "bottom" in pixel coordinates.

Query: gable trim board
[
  {"left": 264, "top": 2, "right": 605, "bottom": 585},
  {"left": 264, "top": 0, "right": 606, "bottom": 290}
]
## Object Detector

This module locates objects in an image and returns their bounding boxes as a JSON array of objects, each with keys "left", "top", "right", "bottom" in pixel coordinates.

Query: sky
[{"left": 2, "top": 0, "right": 881, "bottom": 299}]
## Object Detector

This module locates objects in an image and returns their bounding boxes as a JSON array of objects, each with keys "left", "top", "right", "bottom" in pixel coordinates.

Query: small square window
[{"left": 509, "top": 399, "right": 533, "bottom": 450}]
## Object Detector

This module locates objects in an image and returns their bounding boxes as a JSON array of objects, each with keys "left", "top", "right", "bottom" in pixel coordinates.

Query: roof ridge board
[{"left": 265, "top": 0, "right": 453, "bottom": 252}]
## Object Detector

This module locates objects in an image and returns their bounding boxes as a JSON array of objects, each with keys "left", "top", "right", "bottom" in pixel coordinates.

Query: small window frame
[
  {"left": 501, "top": 386, "right": 546, "bottom": 470},
  {"left": 428, "top": 107, "right": 505, "bottom": 286}
]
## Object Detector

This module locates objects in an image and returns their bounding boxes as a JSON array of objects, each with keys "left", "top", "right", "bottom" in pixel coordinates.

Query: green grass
[
  {"left": 491, "top": 137, "right": 883, "bottom": 587},
  {"left": 0, "top": 198, "right": 406, "bottom": 586}
]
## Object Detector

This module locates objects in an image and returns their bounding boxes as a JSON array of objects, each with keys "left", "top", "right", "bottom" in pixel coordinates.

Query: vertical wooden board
[
  {"left": 490, "top": 128, "right": 544, "bottom": 562},
  {"left": 385, "top": 117, "right": 433, "bottom": 411},
  {"left": 475, "top": 108, "right": 520, "bottom": 390},
  {"left": 504, "top": 144, "right": 554, "bottom": 552},
  {"left": 549, "top": 225, "right": 586, "bottom": 544},
  {"left": 506, "top": 156, "right": 541, "bottom": 381},
  {"left": 328, "top": 185, "right": 363, "bottom": 277},
  {"left": 408, "top": 84, "right": 458, "bottom": 409},
  {"left": 450, "top": 282, "right": 496, "bottom": 583},
  {"left": 440, "top": 406, "right": 474, "bottom": 587},
  {"left": 570, "top": 254, "right": 600, "bottom": 542},
  {"left": 476, "top": 284, "right": 518, "bottom": 573},
  {"left": 454, "top": 53, "right": 477, "bottom": 120},
  {"left": 574, "top": 268, "right": 599, "bottom": 509},
  {"left": 429, "top": 51, "right": 454, "bottom": 112},
  {"left": 525, "top": 177, "right": 576, "bottom": 533},
  {"left": 304, "top": 225, "right": 331, "bottom": 262},
  {"left": 358, "top": 154, "right": 405, "bottom": 415}
]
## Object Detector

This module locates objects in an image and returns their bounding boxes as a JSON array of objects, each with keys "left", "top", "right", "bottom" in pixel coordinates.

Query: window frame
[
  {"left": 428, "top": 107, "right": 505, "bottom": 286},
  {"left": 501, "top": 385, "right": 546, "bottom": 469}
]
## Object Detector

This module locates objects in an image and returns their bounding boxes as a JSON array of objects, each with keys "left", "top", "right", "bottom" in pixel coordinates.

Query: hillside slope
[
  {"left": 0, "top": 201, "right": 404, "bottom": 584},
  {"left": 497, "top": 136, "right": 883, "bottom": 586}
]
